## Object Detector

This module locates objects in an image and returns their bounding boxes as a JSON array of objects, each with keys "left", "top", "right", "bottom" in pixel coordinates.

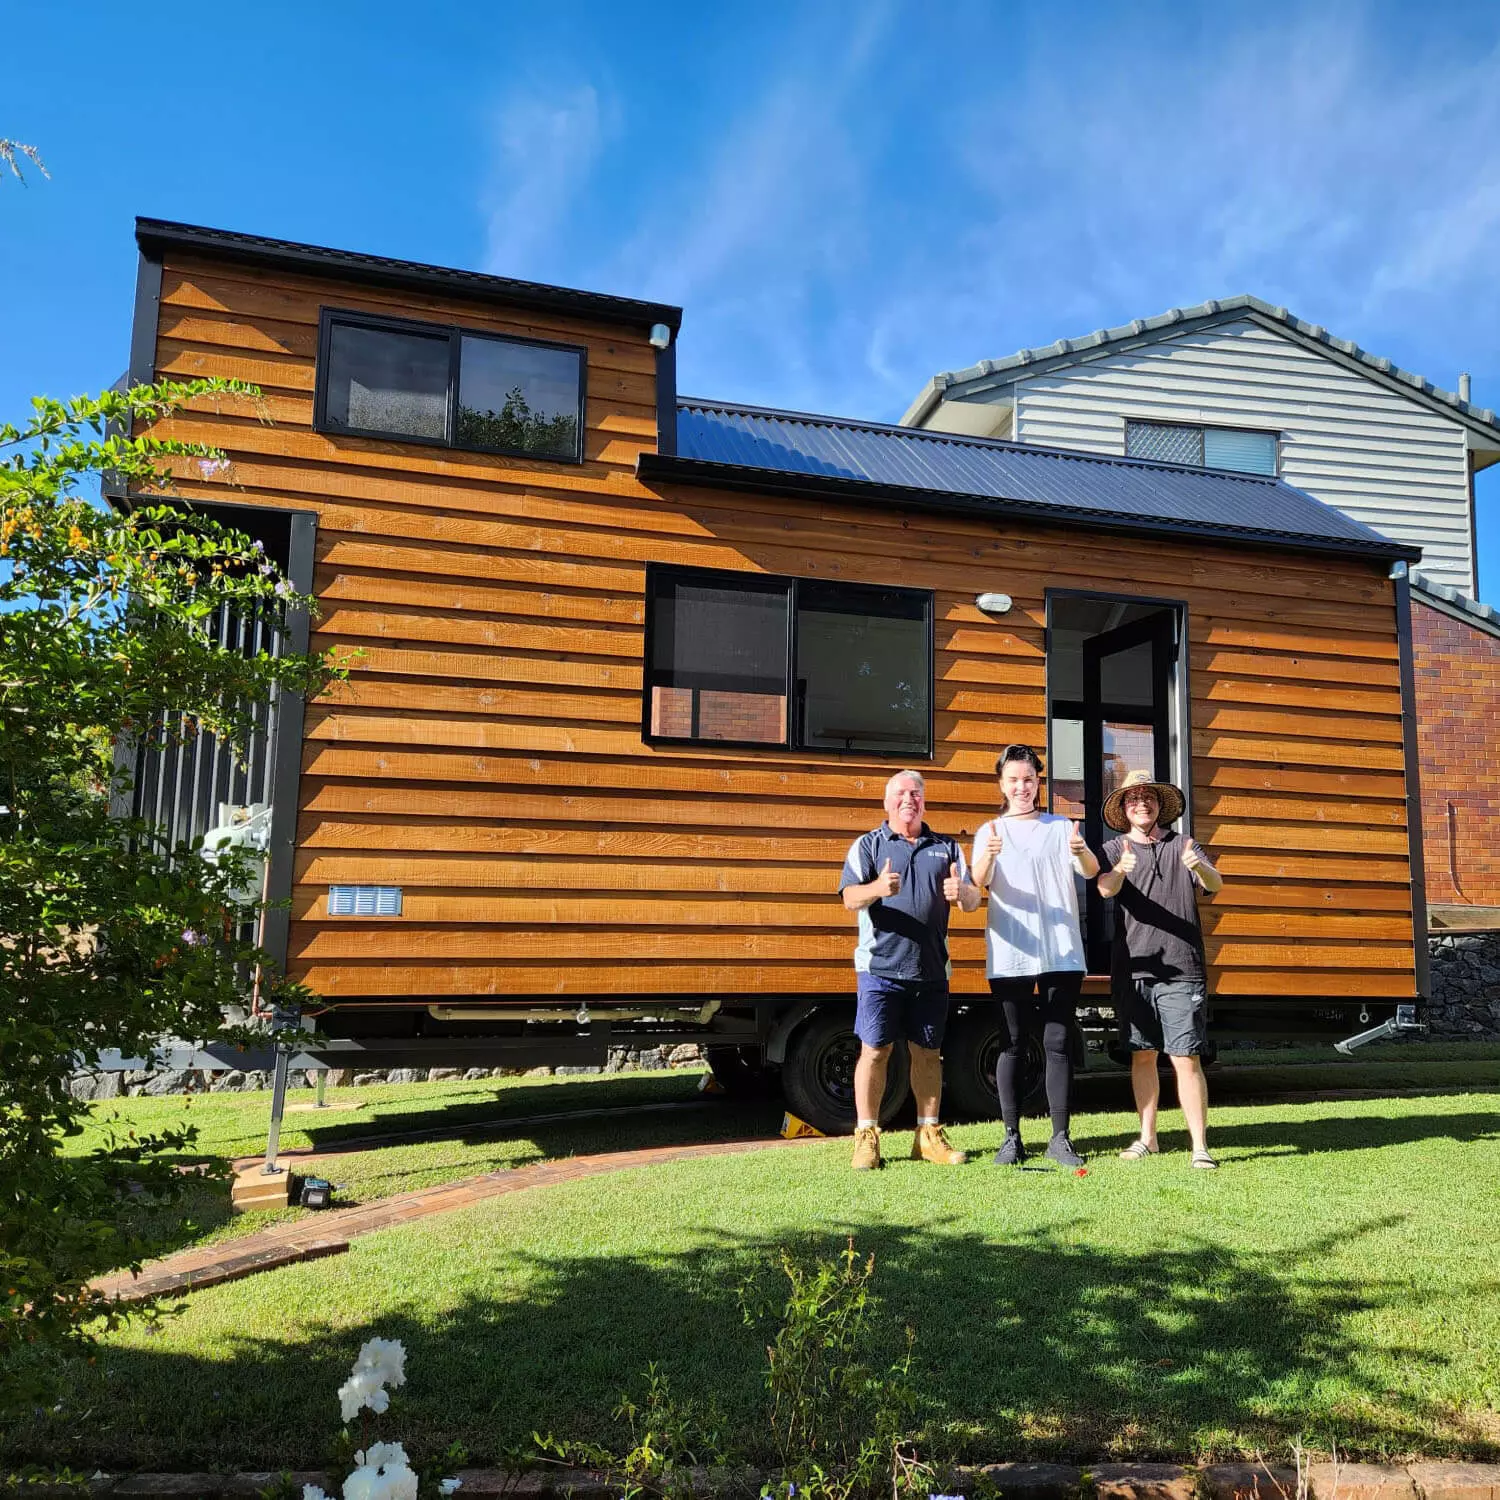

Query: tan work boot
[
  {"left": 910, "top": 1123, "right": 967, "bottom": 1165},
  {"left": 851, "top": 1125, "right": 883, "bottom": 1171}
]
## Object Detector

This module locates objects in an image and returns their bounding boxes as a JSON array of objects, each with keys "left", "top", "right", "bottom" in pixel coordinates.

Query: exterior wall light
[
  {"left": 648, "top": 323, "right": 672, "bottom": 350},
  {"left": 1388, "top": 561, "right": 1408, "bottom": 581},
  {"left": 975, "top": 592, "right": 1013, "bottom": 614}
]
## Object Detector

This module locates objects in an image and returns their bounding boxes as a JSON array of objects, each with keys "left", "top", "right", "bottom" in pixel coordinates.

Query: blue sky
[{"left": 6, "top": 1, "right": 1500, "bottom": 597}]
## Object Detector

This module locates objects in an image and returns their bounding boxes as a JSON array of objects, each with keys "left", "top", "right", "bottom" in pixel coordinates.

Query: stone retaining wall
[
  {"left": 67, "top": 1044, "right": 705, "bottom": 1101},
  {"left": 1429, "top": 931, "right": 1500, "bottom": 1038}
]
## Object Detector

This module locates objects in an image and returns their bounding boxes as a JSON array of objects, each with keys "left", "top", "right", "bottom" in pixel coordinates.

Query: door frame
[{"left": 1043, "top": 588, "right": 1194, "bottom": 972}]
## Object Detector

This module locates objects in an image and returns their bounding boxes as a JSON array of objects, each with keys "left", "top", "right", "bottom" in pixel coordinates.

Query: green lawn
[{"left": 9, "top": 1054, "right": 1500, "bottom": 1472}]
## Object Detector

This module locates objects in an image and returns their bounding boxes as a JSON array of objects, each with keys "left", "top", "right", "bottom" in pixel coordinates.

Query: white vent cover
[{"left": 328, "top": 885, "right": 403, "bottom": 917}]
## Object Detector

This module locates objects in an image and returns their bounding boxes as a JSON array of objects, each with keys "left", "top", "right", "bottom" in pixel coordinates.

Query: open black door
[{"left": 1079, "top": 610, "right": 1177, "bottom": 972}]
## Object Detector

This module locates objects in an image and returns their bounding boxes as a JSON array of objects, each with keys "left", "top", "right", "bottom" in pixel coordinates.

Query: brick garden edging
[
  {"left": 90, "top": 1135, "right": 821, "bottom": 1304},
  {"left": 12, "top": 1460, "right": 1500, "bottom": 1499}
]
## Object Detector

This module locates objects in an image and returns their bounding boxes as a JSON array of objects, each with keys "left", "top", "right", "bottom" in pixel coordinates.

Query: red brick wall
[
  {"left": 1413, "top": 599, "right": 1500, "bottom": 905},
  {"left": 649, "top": 686, "right": 787, "bottom": 743}
]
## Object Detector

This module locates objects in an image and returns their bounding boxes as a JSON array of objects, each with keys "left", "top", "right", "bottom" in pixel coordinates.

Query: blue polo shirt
[{"left": 838, "top": 822, "right": 969, "bottom": 984}]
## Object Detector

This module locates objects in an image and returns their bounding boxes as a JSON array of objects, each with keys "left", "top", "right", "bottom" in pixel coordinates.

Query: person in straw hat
[{"left": 1096, "top": 769, "right": 1224, "bottom": 1169}]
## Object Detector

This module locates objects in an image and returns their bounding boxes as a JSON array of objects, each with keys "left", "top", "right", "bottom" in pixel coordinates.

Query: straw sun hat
[{"left": 1102, "top": 769, "right": 1186, "bottom": 832}]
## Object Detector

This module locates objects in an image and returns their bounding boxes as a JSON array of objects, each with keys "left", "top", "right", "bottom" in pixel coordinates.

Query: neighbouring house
[
  {"left": 1410, "top": 575, "right": 1500, "bottom": 913},
  {"left": 904, "top": 296, "right": 1500, "bottom": 946},
  {"left": 116, "top": 222, "right": 1428, "bottom": 1132}
]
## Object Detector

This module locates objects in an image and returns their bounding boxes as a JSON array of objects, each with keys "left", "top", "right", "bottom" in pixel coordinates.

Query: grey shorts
[{"left": 1117, "top": 979, "right": 1207, "bottom": 1057}]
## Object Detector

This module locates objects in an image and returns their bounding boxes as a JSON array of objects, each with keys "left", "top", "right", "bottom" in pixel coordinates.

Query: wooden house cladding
[{"left": 140, "top": 247, "right": 1418, "bottom": 1010}]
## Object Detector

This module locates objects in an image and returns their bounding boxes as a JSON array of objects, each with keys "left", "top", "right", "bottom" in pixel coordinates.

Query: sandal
[
  {"left": 1118, "top": 1139, "right": 1159, "bottom": 1161},
  {"left": 1190, "top": 1149, "right": 1219, "bottom": 1170}
]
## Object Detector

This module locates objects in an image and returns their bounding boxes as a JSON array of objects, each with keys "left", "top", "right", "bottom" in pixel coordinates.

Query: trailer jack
[{"left": 1333, "top": 1003, "right": 1425, "bottom": 1055}]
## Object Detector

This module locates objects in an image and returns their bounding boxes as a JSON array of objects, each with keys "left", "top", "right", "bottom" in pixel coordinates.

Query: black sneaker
[
  {"left": 992, "top": 1132, "right": 1026, "bottom": 1166},
  {"left": 1045, "top": 1133, "right": 1085, "bottom": 1168}
]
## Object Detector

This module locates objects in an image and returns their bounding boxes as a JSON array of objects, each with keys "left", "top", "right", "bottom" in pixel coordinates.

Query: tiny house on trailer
[{"left": 120, "top": 219, "right": 1427, "bottom": 1133}]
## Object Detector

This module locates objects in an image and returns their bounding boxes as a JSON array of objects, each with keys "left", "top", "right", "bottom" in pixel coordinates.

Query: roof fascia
[
  {"left": 135, "top": 217, "right": 683, "bottom": 334},
  {"left": 636, "top": 452, "right": 1421, "bottom": 566},
  {"left": 928, "top": 304, "right": 1500, "bottom": 448}
]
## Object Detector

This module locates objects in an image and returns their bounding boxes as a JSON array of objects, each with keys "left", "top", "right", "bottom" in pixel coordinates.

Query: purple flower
[
  {"left": 180, "top": 929, "right": 206, "bottom": 947},
  {"left": 274, "top": 579, "right": 293, "bottom": 598},
  {"left": 196, "top": 457, "right": 232, "bottom": 479},
  {"left": 250, "top": 539, "right": 264, "bottom": 553}
]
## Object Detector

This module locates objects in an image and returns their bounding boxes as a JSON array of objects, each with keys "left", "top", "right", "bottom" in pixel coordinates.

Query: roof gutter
[
  {"left": 899, "top": 374, "right": 950, "bottom": 429},
  {"left": 636, "top": 452, "right": 1423, "bottom": 566},
  {"left": 135, "top": 217, "right": 683, "bottom": 335}
]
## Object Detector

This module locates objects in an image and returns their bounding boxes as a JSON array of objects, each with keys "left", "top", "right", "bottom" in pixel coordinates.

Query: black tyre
[
  {"left": 780, "top": 1008, "right": 910, "bottom": 1136},
  {"left": 941, "top": 1005, "right": 1046, "bottom": 1121},
  {"left": 704, "top": 1044, "right": 779, "bottom": 1098}
]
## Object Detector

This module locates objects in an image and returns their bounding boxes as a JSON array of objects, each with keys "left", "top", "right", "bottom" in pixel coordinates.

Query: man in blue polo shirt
[{"left": 838, "top": 769, "right": 982, "bottom": 1171}]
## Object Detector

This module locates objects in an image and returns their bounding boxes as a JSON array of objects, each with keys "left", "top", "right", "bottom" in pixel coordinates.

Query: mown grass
[
  {"left": 62, "top": 1043, "right": 1500, "bottom": 1258},
  {"left": 10, "top": 1059, "right": 1500, "bottom": 1472}
]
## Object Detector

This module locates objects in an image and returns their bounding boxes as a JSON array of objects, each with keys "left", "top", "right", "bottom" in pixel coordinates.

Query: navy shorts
[
  {"left": 1117, "top": 978, "right": 1207, "bottom": 1057},
  {"left": 854, "top": 973, "right": 950, "bottom": 1050}
]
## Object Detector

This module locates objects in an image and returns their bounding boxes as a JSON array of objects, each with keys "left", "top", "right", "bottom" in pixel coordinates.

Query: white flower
[
  {"left": 303, "top": 1488, "right": 330, "bottom": 1500},
  {"left": 342, "top": 1469, "right": 378, "bottom": 1500},
  {"left": 439, "top": 1481, "right": 463, "bottom": 1496},
  {"left": 353, "top": 1337, "right": 408, "bottom": 1390},
  {"left": 382, "top": 1463, "right": 418, "bottom": 1500},
  {"left": 357, "top": 1442, "right": 409, "bottom": 1470}
]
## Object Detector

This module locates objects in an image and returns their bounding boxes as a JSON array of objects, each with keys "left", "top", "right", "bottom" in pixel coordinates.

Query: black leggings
[{"left": 989, "top": 971, "right": 1084, "bottom": 1137}]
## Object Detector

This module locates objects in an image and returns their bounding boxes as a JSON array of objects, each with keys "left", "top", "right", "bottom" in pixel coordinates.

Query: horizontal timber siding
[
  {"left": 146, "top": 256, "right": 1419, "bottom": 1006},
  {"left": 1013, "top": 319, "right": 1476, "bottom": 595}
]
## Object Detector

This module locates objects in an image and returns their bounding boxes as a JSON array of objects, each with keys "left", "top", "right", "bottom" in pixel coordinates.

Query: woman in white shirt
[{"left": 970, "top": 744, "right": 1099, "bottom": 1168}]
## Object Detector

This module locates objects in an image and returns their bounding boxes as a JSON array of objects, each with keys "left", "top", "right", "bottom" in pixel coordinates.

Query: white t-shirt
[{"left": 971, "top": 813, "right": 1087, "bottom": 978}]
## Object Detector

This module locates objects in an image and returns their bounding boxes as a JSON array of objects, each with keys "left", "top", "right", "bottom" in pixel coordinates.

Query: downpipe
[{"left": 1333, "top": 1003, "right": 1426, "bottom": 1056}]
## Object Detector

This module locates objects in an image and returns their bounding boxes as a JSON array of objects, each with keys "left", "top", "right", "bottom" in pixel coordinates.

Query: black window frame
[
  {"left": 641, "top": 562, "right": 935, "bottom": 759},
  {"left": 314, "top": 306, "right": 588, "bottom": 464},
  {"left": 1123, "top": 417, "right": 1280, "bottom": 477}
]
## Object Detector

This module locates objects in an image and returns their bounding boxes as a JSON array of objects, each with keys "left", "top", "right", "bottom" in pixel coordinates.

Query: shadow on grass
[
  {"left": 12, "top": 1216, "right": 1500, "bottom": 1471},
  {"left": 93, "top": 1093, "right": 787, "bottom": 1267}
]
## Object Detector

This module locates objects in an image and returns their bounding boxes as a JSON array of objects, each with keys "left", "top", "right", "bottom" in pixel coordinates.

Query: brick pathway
[
  {"left": 36, "top": 1458, "right": 1500, "bottom": 1498},
  {"left": 92, "top": 1134, "right": 821, "bottom": 1304}
]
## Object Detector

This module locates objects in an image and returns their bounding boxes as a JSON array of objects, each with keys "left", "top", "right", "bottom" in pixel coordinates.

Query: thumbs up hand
[
  {"left": 1115, "top": 840, "right": 1139, "bottom": 876},
  {"left": 944, "top": 861, "right": 962, "bottom": 903},
  {"left": 1180, "top": 831, "right": 1204, "bottom": 871},
  {"left": 982, "top": 819, "right": 1005, "bottom": 862},
  {"left": 1068, "top": 820, "right": 1088, "bottom": 857},
  {"left": 874, "top": 857, "right": 902, "bottom": 899}
]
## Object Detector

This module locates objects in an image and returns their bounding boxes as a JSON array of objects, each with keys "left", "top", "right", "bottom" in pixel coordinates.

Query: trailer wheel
[
  {"left": 941, "top": 1006, "right": 1046, "bottom": 1120},
  {"left": 780, "top": 1008, "right": 909, "bottom": 1136},
  {"left": 704, "top": 1045, "right": 779, "bottom": 1098}
]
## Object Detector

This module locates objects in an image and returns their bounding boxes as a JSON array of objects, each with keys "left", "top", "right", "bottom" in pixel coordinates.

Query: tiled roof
[
  {"left": 645, "top": 398, "right": 1416, "bottom": 560},
  {"left": 904, "top": 294, "right": 1500, "bottom": 440},
  {"left": 1413, "top": 573, "right": 1500, "bottom": 637}
]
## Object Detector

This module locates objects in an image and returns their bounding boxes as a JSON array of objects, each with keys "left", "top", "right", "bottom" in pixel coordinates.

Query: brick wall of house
[
  {"left": 649, "top": 687, "right": 787, "bottom": 743},
  {"left": 1413, "top": 598, "right": 1500, "bottom": 905}
]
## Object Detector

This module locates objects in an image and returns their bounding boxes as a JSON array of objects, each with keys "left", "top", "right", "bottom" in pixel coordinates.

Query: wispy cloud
[
  {"left": 479, "top": 85, "right": 604, "bottom": 281},
  {"left": 598, "top": 3, "right": 899, "bottom": 411},
  {"left": 871, "top": 10, "right": 1500, "bottom": 408}
]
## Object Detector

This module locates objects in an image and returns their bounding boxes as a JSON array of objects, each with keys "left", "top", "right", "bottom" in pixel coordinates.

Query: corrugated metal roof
[
  {"left": 135, "top": 218, "right": 683, "bottom": 333},
  {"left": 671, "top": 398, "right": 1405, "bottom": 555}
]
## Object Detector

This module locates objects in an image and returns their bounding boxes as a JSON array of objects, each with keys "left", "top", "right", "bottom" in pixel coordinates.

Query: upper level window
[
  {"left": 1125, "top": 419, "right": 1277, "bottom": 476},
  {"left": 644, "top": 565, "right": 933, "bottom": 756},
  {"left": 317, "top": 310, "right": 585, "bottom": 462}
]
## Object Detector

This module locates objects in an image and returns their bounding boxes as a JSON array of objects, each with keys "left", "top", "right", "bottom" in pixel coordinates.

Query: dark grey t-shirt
[{"left": 1102, "top": 830, "right": 1207, "bottom": 986}]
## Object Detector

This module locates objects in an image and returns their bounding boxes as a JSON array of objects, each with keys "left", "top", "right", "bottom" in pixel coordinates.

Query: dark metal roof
[
  {"left": 639, "top": 398, "right": 1418, "bottom": 562},
  {"left": 134, "top": 218, "right": 683, "bottom": 333}
]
